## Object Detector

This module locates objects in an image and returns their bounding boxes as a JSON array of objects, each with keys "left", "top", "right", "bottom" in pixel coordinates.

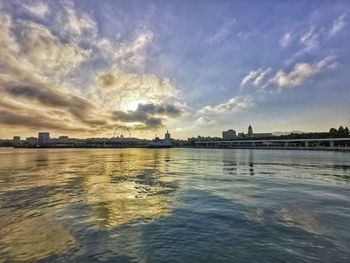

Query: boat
[
  {"left": 147, "top": 131, "right": 173, "bottom": 148},
  {"left": 147, "top": 140, "right": 173, "bottom": 148}
]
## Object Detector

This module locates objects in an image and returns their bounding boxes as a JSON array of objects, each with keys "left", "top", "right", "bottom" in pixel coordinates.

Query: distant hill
[{"left": 272, "top": 131, "right": 304, "bottom": 136}]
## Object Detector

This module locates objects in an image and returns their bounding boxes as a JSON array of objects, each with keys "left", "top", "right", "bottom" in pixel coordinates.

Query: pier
[{"left": 195, "top": 138, "right": 350, "bottom": 151}]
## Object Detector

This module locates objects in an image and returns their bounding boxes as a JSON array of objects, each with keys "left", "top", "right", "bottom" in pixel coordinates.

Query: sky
[{"left": 0, "top": 0, "right": 349, "bottom": 139}]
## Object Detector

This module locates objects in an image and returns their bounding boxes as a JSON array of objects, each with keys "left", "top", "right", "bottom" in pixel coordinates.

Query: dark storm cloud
[
  {"left": 137, "top": 103, "right": 181, "bottom": 117},
  {"left": 0, "top": 107, "right": 84, "bottom": 132},
  {"left": 112, "top": 103, "right": 182, "bottom": 129},
  {"left": 4, "top": 84, "right": 71, "bottom": 108},
  {"left": 2, "top": 82, "right": 107, "bottom": 127},
  {"left": 145, "top": 117, "right": 162, "bottom": 127}
]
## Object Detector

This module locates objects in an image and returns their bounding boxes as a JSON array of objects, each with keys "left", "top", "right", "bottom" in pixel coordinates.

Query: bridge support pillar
[{"left": 330, "top": 141, "right": 334, "bottom": 147}]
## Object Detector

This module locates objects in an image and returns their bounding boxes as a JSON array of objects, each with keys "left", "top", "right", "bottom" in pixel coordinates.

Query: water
[{"left": 0, "top": 148, "right": 349, "bottom": 263}]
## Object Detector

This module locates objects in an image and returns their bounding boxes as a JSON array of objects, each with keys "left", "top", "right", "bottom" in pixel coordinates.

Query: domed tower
[{"left": 248, "top": 125, "right": 253, "bottom": 137}]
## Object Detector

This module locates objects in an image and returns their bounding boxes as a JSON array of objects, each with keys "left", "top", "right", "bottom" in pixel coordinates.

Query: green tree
[
  {"left": 329, "top": 128, "right": 337, "bottom": 134},
  {"left": 338, "top": 126, "right": 345, "bottom": 134},
  {"left": 344, "top": 126, "right": 349, "bottom": 136}
]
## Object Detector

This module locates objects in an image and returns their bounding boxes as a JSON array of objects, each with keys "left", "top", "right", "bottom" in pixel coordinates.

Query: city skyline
[
  {"left": 0, "top": 0, "right": 349, "bottom": 139},
  {"left": 3, "top": 122, "right": 349, "bottom": 141}
]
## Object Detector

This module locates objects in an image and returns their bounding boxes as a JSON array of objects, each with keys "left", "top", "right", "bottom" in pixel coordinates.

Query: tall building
[
  {"left": 38, "top": 132, "right": 50, "bottom": 146},
  {"left": 165, "top": 130, "right": 171, "bottom": 141},
  {"left": 222, "top": 129, "right": 237, "bottom": 140},
  {"left": 248, "top": 125, "right": 253, "bottom": 137}
]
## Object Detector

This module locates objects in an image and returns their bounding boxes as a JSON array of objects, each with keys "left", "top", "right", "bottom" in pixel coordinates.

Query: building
[
  {"left": 26, "top": 137, "right": 38, "bottom": 146},
  {"left": 38, "top": 132, "right": 50, "bottom": 146},
  {"left": 252, "top": 132, "right": 273, "bottom": 138},
  {"left": 238, "top": 132, "right": 245, "bottom": 138},
  {"left": 12, "top": 136, "right": 22, "bottom": 147},
  {"left": 248, "top": 125, "right": 253, "bottom": 137},
  {"left": 247, "top": 125, "right": 273, "bottom": 138},
  {"left": 165, "top": 130, "right": 171, "bottom": 141},
  {"left": 222, "top": 129, "right": 237, "bottom": 140}
]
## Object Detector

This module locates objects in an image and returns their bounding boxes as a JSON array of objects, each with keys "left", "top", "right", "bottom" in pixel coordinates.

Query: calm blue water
[{"left": 0, "top": 148, "right": 349, "bottom": 262}]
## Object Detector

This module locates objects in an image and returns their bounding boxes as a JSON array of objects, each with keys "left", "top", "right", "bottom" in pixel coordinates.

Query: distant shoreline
[
  {"left": 1, "top": 145, "right": 350, "bottom": 152},
  {"left": 192, "top": 146, "right": 350, "bottom": 152}
]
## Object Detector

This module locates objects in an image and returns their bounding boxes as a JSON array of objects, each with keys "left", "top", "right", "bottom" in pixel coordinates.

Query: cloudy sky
[{"left": 0, "top": 0, "right": 349, "bottom": 139}]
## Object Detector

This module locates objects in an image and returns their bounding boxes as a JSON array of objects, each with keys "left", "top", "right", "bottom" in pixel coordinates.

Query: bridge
[{"left": 195, "top": 138, "right": 350, "bottom": 151}]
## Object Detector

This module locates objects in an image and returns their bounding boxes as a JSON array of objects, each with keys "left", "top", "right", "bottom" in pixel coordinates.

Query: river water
[{"left": 0, "top": 148, "right": 349, "bottom": 262}]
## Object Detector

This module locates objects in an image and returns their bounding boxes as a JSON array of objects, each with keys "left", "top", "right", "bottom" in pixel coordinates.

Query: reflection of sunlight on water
[
  {"left": 0, "top": 148, "right": 349, "bottom": 262},
  {"left": 82, "top": 150, "right": 179, "bottom": 229},
  {"left": 0, "top": 149, "right": 181, "bottom": 261},
  {"left": 84, "top": 174, "right": 176, "bottom": 228}
]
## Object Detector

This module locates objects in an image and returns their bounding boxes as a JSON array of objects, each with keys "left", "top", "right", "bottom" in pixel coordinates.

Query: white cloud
[
  {"left": 252, "top": 68, "right": 271, "bottom": 86},
  {"left": 0, "top": 5, "right": 180, "bottom": 136},
  {"left": 207, "top": 18, "right": 236, "bottom": 44},
  {"left": 299, "top": 27, "right": 320, "bottom": 52},
  {"left": 189, "top": 96, "right": 254, "bottom": 130},
  {"left": 271, "top": 56, "right": 338, "bottom": 88},
  {"left": 0, "top": 14, "right": 90, "bottom": 83},
  {"left": 44, "top": 1, "right": 98, "bottom": 43},
  {"left": 193, "top": 116, "right": 216, "bottom": 127},
  {"left": 0, "top": 13, "right": 19, "bottom": 53},
  {"left": 279, "top": 33, "right": 292, "bottom": 48},
  {"left": 292, "top": 14, "right": 347, "bottom": 55},
  {"left": 85, "top": 29, "right": 154, "bottom": 74},
  {"left": 23, "top": 1, "right": 49, "bottom": 18},
  {"left": 64, "top": 2, "right": 96, "bottom": 37},
  {"left": 117, "top": 30, "right": 154, "bottom": 69},
  {"left": 241, "top": 68, "right": 271, "bottom": 87},
  {"left": 241, "top": 70, "right": 261, "bottom": 86},
  {"left": 95, "top": 71, "right": 180, "bottom": 112},
  {"left": 199, "top": 96, "right": 254, "bottom": 115},
  {"left": 327, "top": 14, "right": 347, "bottom": 38},
  {"left": 240, "top": 56, "right": 338, "bottom": 91}
]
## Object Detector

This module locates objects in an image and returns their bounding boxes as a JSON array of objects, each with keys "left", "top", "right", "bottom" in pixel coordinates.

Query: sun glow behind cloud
[
  {"left": 126, "top": 100, "right": 147, "bottom": 111},
  {"left": 0, "top": 0, "right": 349, "bottom": 138},
  {"left": 0, "top": 0, "right": 184, "bottom": 138}
]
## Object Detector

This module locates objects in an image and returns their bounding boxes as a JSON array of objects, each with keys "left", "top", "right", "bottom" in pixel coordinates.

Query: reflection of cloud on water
[
  {"left": 84, "top": 175, "right": 176, "bottom": 228},
  {"left": 243, "top": 207, "right": 266, "bottom": 223},
  {"left": 243, "top": 205, "right": 322, "bottom": 235},
  {"left": 0, "top": 215, "right": 76, "bottom": 261},
  {"left": 277, "top": 207, "right": 321, "bottom": 234},
  {"left": 82, "top": 151, "right": 180, "bottom": 229}
]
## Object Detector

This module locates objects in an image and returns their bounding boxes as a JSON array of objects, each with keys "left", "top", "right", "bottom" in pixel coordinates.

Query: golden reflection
[
  {"left": 82, "top": 149, "right": 178, "bottom": 229},
  {"left": 0, "top": 149, "right": 178, "bottom": 233},
  {"left": 0, "top": 214, "right": 75, "bottom": 261}
]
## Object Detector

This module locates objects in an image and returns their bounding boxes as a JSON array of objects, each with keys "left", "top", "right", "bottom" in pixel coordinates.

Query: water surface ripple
[{"left": 0, "top": 148, "right": 349, "bottom": 262}]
